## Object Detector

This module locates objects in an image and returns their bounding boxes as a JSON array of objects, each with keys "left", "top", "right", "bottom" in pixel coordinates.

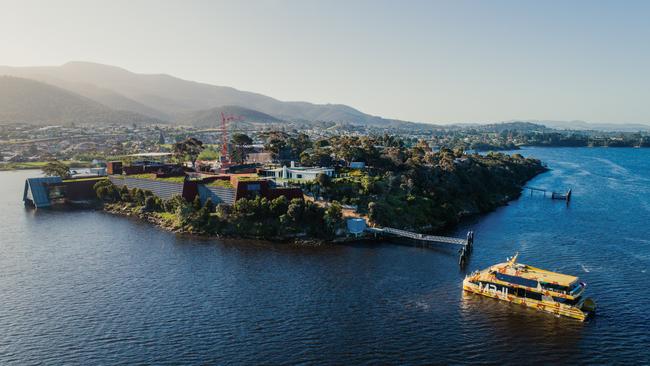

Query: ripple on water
[{"left": 1, "top": 149, "right": 650, "bottom": 364}]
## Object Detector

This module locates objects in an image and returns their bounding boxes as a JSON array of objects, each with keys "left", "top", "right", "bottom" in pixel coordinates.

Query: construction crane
[{"left": 219, "top": 111, "right": 242, "bottom": 165}]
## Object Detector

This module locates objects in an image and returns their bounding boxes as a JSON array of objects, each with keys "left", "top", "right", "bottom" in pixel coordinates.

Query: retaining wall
[
  {"left": 109, "top": 176, "right": 184, "bottom": 200},
  {"left": 197, "top": 185, "right": 237, "bottom": 205}
]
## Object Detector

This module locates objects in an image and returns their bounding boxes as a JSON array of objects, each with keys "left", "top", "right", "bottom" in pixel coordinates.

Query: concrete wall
[
  {"left": 198, "top": 185, "right": 237, "bottom": 205},
  {"left": 109, "top": 176, "right": 184, "bottom": 200}
]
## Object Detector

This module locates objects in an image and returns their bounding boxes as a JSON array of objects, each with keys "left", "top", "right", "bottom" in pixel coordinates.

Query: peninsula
[{"left": 75, "top": 133, "right": 547, "bottom": 242}]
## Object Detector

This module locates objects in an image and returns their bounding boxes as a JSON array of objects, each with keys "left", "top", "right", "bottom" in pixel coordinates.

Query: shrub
[
  {"left": 119, "top": 185, "right": 131, "bottom": 202},
  {"left": 143, "top": 196, "right": 157, "bottom": 212},
  {"left": 164, "top": 195, "right": 186, "bottom": 213},
  {"left": 93, "top": 180, "right": 119, "bottom": 202},
  {"left": 204, "top": 198, "right": 214, "bottom": 212},
  {"left": 192, "top": 196, "right": 202, "bottom": 211}
]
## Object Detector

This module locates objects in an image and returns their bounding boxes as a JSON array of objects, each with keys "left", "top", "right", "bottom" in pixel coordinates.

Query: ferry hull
[{"left": 463, "top": 279, "right": 591, "bottom": 321}]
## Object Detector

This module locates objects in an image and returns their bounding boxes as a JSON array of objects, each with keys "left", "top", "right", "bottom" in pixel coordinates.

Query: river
[{"left": 1, "top": 147, "right": 649, "bottom": 364}]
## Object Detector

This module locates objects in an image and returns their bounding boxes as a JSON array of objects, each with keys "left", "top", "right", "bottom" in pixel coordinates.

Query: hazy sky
[{"left": 1, "top": 0, "right": 649, "bottom": 124}]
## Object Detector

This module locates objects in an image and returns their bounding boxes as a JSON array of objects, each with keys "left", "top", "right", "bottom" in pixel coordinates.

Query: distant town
[{"left": 3, "top": 121, "right": 649, "bottom": 171}]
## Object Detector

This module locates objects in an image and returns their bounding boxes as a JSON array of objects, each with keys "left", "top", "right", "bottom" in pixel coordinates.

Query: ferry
[{"left": 463, "top": 253, "right": 596, "bottom": 321}]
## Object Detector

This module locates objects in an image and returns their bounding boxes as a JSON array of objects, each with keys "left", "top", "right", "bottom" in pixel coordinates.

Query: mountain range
[
  {"left": 1, "top": 61, "right": 649, "bottom": 131},
  {"left": 0, "top": 76, "right": 162, "bottom": 125},
  {"left": 514, "top": 120, "right": 650, "bottom": 132},
  {"left": 0, "top": 61, "right": 412, "bottom": 127}
]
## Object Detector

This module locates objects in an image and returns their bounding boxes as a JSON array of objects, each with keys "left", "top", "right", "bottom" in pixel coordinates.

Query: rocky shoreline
[
  {"left": 100, "top": 174, "right": 541, "bottom": 246},
  {"left": 101, "top": 203, "right": 332, "bottom": 246}
]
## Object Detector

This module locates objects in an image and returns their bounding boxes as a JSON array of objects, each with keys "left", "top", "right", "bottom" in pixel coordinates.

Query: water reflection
[
  {"left": 458, "top": 291, "right": 585, "bottom": 363},
  {"left": 2, "top": 148, "right": 650, "bottom": 364}
]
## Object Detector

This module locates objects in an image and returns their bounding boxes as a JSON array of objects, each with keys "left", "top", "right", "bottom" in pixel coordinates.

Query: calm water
[{"left": 1, "top": 147, "right": 649, "bottom": 365}]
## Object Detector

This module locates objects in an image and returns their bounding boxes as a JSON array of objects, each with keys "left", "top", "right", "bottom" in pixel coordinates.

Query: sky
[{"left": 1, "top": 0, "right": 649, "bottom": 124}]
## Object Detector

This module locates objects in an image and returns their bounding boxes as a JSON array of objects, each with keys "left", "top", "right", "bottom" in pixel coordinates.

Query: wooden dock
[
  {"left": 367, "top": 227, "right": 474, "bottom": 267},
  {"left": 525, "top": 186, "right": 572, "bottom": 203}
]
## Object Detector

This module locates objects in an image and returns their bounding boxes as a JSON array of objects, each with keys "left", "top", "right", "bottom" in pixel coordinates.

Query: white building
[{"left": 262, "top": 161, "right": 334, "bottom": 181}]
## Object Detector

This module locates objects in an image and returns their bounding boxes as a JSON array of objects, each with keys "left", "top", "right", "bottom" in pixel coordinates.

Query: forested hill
[
  {"left": 0, "top": 76, "right": 162, "bottom": 126},
  {"left": 299, "top": 135, "right": 548, "bottom": 232},
  {"left": 176, "top": 105, "right": 282, "bottom": 127}
]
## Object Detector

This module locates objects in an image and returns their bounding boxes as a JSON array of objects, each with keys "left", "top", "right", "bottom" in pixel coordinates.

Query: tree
[
  {"left": 204, "top": 198, "right": 215, "bottom": 212},
  {"left": 301, "top": 149, "right": 333, "bottom": 167},
  {"left": 263, "top": 131, "right": 289, "bottom": 160},
  {"left": 287, "top": 198, "right": 305, "bottom": 222},
  {"left": 198, "top": 147, "right": 219, "bottom": 161},
  {"left": 93, "top": 180, "right": 119, "bottom": 202},
  {"left": 164, "top": 195, "right": 186, "bottom": 213},
  {"left": 193, "top": 196, "right": 202, "bottom": 211},
  {"left": 269, "top": 196, "right": 288, "bottom": 216},
  {"left": 42, "top": 160, "right": 71, "bottom": 179},
  {"left": 119, "top": 185, "right": 131, "bottom": 202},
  {"left": 143, "top": 196, "right": 157, "bottom": 212},
  {"left": 231, "top": 133, "right": 253, "bottom": 164},
  {"left": 368, "top": 201, "right": 392, "bottom": 226},
  {"left": 262, "top": 131, "right": 311, "bottom": 162},
  {"left": 314, "top": 139, "right": 330, "bottom": 148},
  {"left": 173, "top": 137, "right": 204, "bottom": 170},
  {"left": 324, "top": 201, "right": 343, "bottom": 234},
  {"left": 287, "top": 133, "right": 312, "bottom": 159},
  {"left": 316, "top": 173, "right": 331, "bottom": 187}
]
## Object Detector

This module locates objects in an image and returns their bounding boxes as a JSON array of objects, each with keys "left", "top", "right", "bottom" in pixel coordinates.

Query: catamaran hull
[{"left": 463, "top": 279, "right": 592, "bottom": 321}]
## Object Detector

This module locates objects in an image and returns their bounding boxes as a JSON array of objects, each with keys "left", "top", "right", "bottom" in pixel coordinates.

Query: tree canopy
[
  {"left": 42, "top": 160, "right": 71, "bottom": 179},
  {"left": 230, "top": 133, "right": 253, "bottom": 164},
  {"left": 173, "top": 137, "right": 204, "bottom": 169}
]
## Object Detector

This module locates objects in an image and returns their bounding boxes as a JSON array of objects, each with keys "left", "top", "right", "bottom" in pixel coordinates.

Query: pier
[
  {"left": 525, "top": 186, "right": 572, "bottom": 203},
  {"left": 367, "top": 227, "right": 474, "bottom": 267}
]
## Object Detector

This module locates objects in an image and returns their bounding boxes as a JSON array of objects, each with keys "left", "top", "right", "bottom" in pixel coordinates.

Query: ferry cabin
[{"left": 463, "top": 255, "right": 595, "bottom": 321}]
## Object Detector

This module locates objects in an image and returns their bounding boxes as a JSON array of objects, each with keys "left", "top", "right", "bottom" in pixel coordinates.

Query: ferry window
[
  {"left": 495, "top": 273, "right": 538, "bottom": 288},
  {"left": 525, "top": 291, "right": 542, "bottom": 301},
  {"left": 569, "top": 283, "right": 582, "bottom": 294},
  {"left": 541, "top": 282, "right": 568, "bottom": 293},
  {"left": 516, "top": 288, "right": 525, "bottom": 297},
  {"left": 554, "top": 296, "right": 581, "bottom": 306}
]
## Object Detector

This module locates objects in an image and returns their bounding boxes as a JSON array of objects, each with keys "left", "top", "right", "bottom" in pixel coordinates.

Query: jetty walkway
[{"left": 367, "top": 226, "right": 475, "bottom": 267}]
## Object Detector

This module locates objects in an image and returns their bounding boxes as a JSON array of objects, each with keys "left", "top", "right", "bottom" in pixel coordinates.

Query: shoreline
[
  {"left": 98, "top": 175, "right": 541, "bottom": 246},
  {"left": 101, "top": 202, "right": 337, "bottom": 246}
]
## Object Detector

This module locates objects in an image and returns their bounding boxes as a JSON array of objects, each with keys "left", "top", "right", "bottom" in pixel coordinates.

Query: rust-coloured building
[
  {"left": 106, "top": 161, "right": 122, "bottom": 175},
  {"left": 197, "top": 173, "right": 303, "bottom": 204}
]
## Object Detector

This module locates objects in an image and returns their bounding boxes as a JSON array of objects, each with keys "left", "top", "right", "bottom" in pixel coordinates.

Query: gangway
[{"left": 367, "top": 227, "right": 474, "bottom": 267}]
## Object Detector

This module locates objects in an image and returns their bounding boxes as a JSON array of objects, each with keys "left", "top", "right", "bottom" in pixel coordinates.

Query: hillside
[
  {"left": 0, "top": 76, "right": 162, "bottom": 125},
  {"left": 0, "top": 62, "right": 420, "bottom": 127},
  {"left": 176, "top": 105, "right": 282, "bottom": 127},
  {"left": 522, "top": 120, "right": 650, "bottom": 132}
]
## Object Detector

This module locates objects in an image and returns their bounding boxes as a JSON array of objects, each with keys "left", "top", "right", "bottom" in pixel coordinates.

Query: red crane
[{"left": 220, "top": 111, "right": 242, "bottom": 165}]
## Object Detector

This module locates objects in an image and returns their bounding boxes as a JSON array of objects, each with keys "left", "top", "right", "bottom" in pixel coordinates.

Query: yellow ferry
[{"left": 463, "top": 253, "right": 596, "bottom": 321}]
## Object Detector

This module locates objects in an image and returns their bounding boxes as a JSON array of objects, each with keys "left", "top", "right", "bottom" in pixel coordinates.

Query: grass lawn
[
  {"left": 125, "top": 173, "right": 185, "bottom": 183},
  {"left": 62, "top": 177, "right": 108, "bottom": 183},
  {"left": 207, "top": 179, "right": 234, "bottom": 188},
  {"left": 0, "top": 161, "right": 92, "bottom": 171},
  {"left": 157, "top": 212, "right": 177, "bottom": 221}
]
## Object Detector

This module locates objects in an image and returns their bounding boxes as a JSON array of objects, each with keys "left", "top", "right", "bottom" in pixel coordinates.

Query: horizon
[
  {"left": 5, "top": 60, "right": 650, "bottom": 128},
  {"left": 2, "top": 0, "right": 649, "bottom": 125}
]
